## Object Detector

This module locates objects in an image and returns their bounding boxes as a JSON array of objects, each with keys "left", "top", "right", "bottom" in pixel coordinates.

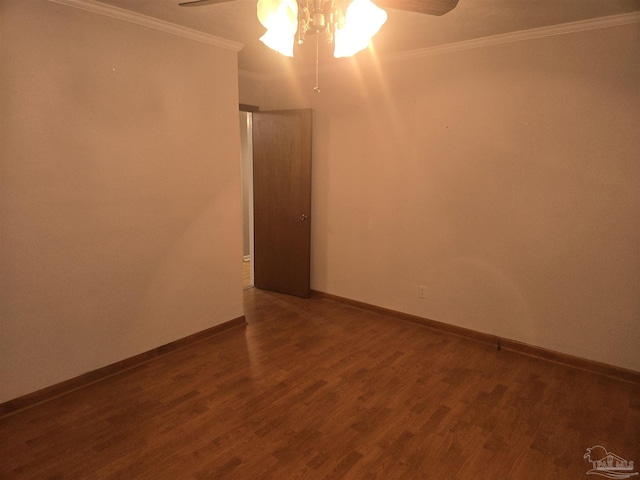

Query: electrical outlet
[{"left": 418, "top": 286, "right": 426, "bottom": 299}]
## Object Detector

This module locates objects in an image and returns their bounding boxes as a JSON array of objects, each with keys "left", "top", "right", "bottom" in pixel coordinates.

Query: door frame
[{"left": 240, "top": 106, "right": 257, "bottom": 287}]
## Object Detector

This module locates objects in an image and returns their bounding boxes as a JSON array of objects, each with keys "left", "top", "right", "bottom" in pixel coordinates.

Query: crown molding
[
  {"left": 48, "top": 0, "right": 244, "bottom": 52},
  {"left": 385, "top": 11, "right": 640, "bottom": 64}
]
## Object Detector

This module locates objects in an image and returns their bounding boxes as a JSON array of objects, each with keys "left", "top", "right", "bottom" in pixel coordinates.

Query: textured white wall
[
  {"left": 0, "top": 0, "right": 244, "bottom": 402},
  {"left": 249, "top": 22, "right": 640, "bottom": 372}
]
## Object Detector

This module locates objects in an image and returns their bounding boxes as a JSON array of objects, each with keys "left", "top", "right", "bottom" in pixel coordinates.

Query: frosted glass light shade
[
  {"left": 257, "top": 0, "right": 299, "bottom": 57},
  {"left": 334, "top": 0, "right": 387, "bottom": 58}
]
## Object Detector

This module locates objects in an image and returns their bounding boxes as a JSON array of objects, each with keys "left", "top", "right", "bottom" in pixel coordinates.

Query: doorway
[
  {"left": 239, "top": 107, "right": 313, "bottom": 297},
  {"left": 252, "top": 109, "right": 312, "bottom": 297},
  {"left": 239, "top": 110, "right": 254, "bottom": 289}
]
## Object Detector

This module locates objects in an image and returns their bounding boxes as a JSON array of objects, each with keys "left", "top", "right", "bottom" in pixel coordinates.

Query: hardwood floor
[{"left": 1, "top": 288, "right": 638, "bottom": 479}]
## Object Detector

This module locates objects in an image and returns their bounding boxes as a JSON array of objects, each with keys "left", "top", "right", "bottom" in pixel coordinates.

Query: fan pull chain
[{"left": 314, "top": 34, "right": 320, "bottom": 93}]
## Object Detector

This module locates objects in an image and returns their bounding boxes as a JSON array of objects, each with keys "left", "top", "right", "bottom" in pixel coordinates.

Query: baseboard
[
  {"left": 311, "top": 290, "right": 640, "bottom": 384},
  {"left": 0, "top": 316, "right": 247, "bottom": 417}
]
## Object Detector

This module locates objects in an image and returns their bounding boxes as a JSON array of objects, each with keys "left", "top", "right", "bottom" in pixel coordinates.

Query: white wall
[
  {"left": 246, "top": 22, "right": 640, "bottom": 372},
  {"left": 239, "top": 72, "right": 264, "bottom": 108},
  {"left": 0, "top": 0, "right": 244, "bottom": 403}
]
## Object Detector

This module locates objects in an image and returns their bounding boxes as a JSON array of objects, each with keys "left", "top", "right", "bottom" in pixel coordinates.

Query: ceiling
[{"left": 94, "top": 0, "right": 640, "bottom": 74}]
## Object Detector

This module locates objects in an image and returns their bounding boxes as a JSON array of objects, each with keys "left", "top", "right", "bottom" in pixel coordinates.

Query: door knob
[{"left": 300, "top": 214, "right": 308, "bottom": 222}]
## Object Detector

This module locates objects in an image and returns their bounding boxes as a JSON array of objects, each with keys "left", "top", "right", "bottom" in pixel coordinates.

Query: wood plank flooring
[{"left": 1, "top": 288, "right": 638, "bottom": 479}]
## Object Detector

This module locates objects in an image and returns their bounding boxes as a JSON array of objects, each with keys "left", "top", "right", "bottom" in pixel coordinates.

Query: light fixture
[
  {"left": 257, "top": 0, "right": 299, "bottom": 56},
  {"left": 256, "top": 0, "right": 387, "bottom": 58}
]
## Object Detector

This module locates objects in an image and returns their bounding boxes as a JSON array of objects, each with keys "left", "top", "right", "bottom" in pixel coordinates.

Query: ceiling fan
[
  {"left": 178, "top": 0, "right": 458, "bottom": 90},
  {"left": 179, "top": 0, "right": 459, "bottom": 16},
  {"left": 178, "top": 0, "right": 458, "bottom": 56}
]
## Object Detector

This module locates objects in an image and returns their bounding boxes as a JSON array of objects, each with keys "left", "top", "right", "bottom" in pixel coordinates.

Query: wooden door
[{"left": 252, "top": 109, "right": 312, "bottom": 298}]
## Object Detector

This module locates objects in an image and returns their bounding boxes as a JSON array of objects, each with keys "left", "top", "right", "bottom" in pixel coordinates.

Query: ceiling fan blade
[
  {"left": 178, "top": 0, "right": 235, "bottom": 6},
  {"left": 375, "top": 0, "right": 458, "bottom": 16}
]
